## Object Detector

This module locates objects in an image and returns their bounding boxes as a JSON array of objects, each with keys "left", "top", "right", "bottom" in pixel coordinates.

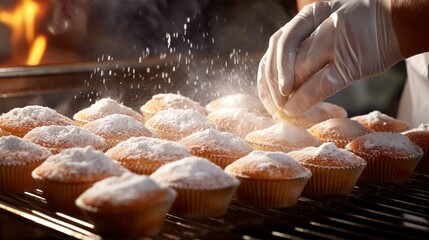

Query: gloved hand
[{"left": 258, "top": 0, "right": 403, "bottom": 118}]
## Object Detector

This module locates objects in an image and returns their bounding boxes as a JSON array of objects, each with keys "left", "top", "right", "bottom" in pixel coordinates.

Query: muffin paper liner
[
  {"left": 0, "top": 162, "right": 41, "bottom": 193},
  {"left": 302, "top": 164, "right": 366, "bottom": 195},
  {"left": 232, "top": 176, "right": 310, "bottom": 208},
  {"left": 352, "top": 151, "right": 422, "bottom": 183},
  {"left": 76, "top": 189, "right": 176, "bottom": 238},
  {"left": 33, "top": 176, "right": 95, "bottom": 213},
  {"left": 170, "top": 185, "right": 238, "bottom": 218}
]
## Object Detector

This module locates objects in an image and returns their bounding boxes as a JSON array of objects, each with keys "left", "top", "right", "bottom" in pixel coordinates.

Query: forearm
[
  {"left": 296, "top": 0, "right": 316, "bottom": 11},
  {"left": 392, "top": 0, "right": 429, "bottom": 57}
]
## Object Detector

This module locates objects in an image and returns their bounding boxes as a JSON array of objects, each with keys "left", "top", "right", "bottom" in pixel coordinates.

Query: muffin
[
  {"left": 76, "top": 172, "right": 176, "bottom": 238},
  {"left": 24, "top": 125, "right": 107, "bottom": 154},
  {"left": 178, "top": 129, "right": 254, "bottom": 168},
  {"left": 346, "top": 132, "right": 423, "bottom": 182},
  {"left": 105, "top": 137, "right": 191, "bottom": 175},
  {"left": 32, "top": 146, "right": 127, "bottom": 212},
  {"left": 275, "top": 102, "right": 348, "bottom": 129},
  {"left": 0, "top": 105, "right": 75, "bottom": 137},
  {"left": 207, "top": 108, "right": 275, "bottom": 138},
  {"left": 0, "top": 136, "right": 51, "bottom": 192},
  {"left": 308, "top": 118, "right": 373, "bottom": 148},
  {"left": 140, "top": 93, "right": 206, "bottom": 121},
  {"left": 150, "top": 156, "right": 239, "bottom": 218},
  {"left": 351, "top": 110, "right": 408, "bottom": 132},
  {"left": 403, "top": 123, "right": 429, "bottom": 169},
  {"left": 245, "top": 123, "right": 320, "bottom": 152},
  {"left": 225, "top": 150, "right": 311, "bottom": 208},
  {"left": 205, "top": 93, "right": 269, "bottom": 115},
  {"left": 146, "top": 108, "right": 217, "bottom": 141},
  {"left": 73, "top": 98, "right": 144, "bottom": 126},
  {"left": 82, "top": 114, "right": 156, "bottom": 149},
  {"left": 288, "top": 143, "right": 367, "bottom": 195}
]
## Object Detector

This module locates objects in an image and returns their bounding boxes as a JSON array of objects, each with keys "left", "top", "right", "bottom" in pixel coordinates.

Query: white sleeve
[{"left": 397, "top": 52, "right": 429, "bottom": 128}]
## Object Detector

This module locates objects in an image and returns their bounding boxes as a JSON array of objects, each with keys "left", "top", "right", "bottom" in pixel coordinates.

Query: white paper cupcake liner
[
  {"left": 302, "top": 164, "right": 366, "bottom": 195},
  {"left": 353, "top": 151, "right": 422, "bottom": 183},
  {"left": 33, "top": 176, "right": 95, "bottom": 213},
  {"left": 170, "top": 185, "right": 237, "bottom": 218},
  {"left": 233, "top": 176, "right": 310, "bottom": 208},
  {"left": 0, "top": 162, "right": 41, "bottom": 192},
  {"left": 76, "top": 189, "right": 176, "bottom": 238}
]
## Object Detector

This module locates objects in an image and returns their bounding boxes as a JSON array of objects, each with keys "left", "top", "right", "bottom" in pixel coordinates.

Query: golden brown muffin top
[
  {"left": 207, "top": 108, "right": 274, "bottom": 138},
  {"left": 140, "top": 93, "right": 206, "bottom": 117},
  {"left": 32, "top": 146, "right": 127, "bottom": 183},
  {"left": 308, "top": 118, "right": 373, "bottom": 142},
  {"left": 150, "top": 156, "right": 239, "bottom": 190},
  {"left": 245, "top": 122, "right": 320, "bottom": 151},
  {"left": 346, "top": 132, "right": 423, "bottom": 159},
  {"left": 24, "top": 125, "right": 107, "bottom": 153},
  {"left": 276, "top": 102, "right": 347, "bottom": 129},
  {"left": 288, "top": 143, "right": 367, "bottom": 168},
  {"left": 146, "top": 108, "right": 217, "bottom": 141},
  {"left": 76, "top": 172, "right": 176, "bottom": 211},
  {"left": 73, "top": 98, "right": 144, "bottom": 124},
  {"left": 351, "top": 110, "right": 408, "bottom": 132},
  {"left": 0, "top": 136, "right": 51, "bottom": 165},
  {"left": 205, "top": 93, "right": 268, "bottom": 115},
  {"left": 82, "top": 114, "right": 155, "bottom": 140},
  {"left": 0, "top": 105, "right": 75, "bottom": 137},
  {"left": 224, "top": 150, "right": 311, "bottom": 180},
  {"left": 105, "top": 137, "right": 191, "bottom": 164},
  {"left": 403, "top": 123, "right": 429, "bottom": 146},
  {"left": 178, "top": 129, "right": 253, "bottom": 159}
]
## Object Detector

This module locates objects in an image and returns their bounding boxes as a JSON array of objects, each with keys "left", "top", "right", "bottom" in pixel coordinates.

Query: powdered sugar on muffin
[
  {"left": 1, "top": 106, "right": 73, "bottom": 126},
  {"left": 246, "top": 123, "right": 320, "bottom": 149},
  {"left": 32, "top": 146, "right": 126, "bottom": 182},
  {"left": 106, "top": 137, "right": 191, "bottom": 161},
  {"left": 205, "top": 94, "right": 268, "bottom": 115},
  {"left": 78, "top": 172, "right": 173, "bottom": 207},
  {"left": 0, "top": 136, "right": 51, "bottom": 165},
  {"left": 150, "top": 108, "right": 215, "bottom": 132},
  {"left": 150, "top": 156, "right": 239, "bottom": 189},
  {"left": 207, "top": 108, "right": 274, "bottom": 138},
  {"left": 180, "top": 129, "right": 253, "bottom": 154},
  {"left": 152, "top": 93, "right": 204, "bottom": 112},
  {"left": 346, "top": 132, "right": 423, "bottom": 158},
  {"left": 288, "top": 143, "right": 366, "bottom": 167},
  {"left": 83, "top": 114, "right": 155, "bottom": 137},
  {"left": 351, "top": 110, "right": 408, "bottom": 132},
  {"left": 225, "top": 150, "right": 310, "bottom": 180},
  {"left": 73, "top": 98, "right": 144, "bottom": 124},
  {"left": 0, "top": 105, "right": 75, "bottom": 137},
  {"left": 24, "top": 125, "right": 107, "bottom": 152}
]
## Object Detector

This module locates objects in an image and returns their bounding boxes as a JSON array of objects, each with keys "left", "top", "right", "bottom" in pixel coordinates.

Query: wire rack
[{"left": 1, "top": 168, "right": 428, "bottom": 240}]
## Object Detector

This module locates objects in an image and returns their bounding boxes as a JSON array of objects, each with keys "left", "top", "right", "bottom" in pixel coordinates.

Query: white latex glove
[{"left": 258, "top": 0, "right": 403, "bottom": 118}]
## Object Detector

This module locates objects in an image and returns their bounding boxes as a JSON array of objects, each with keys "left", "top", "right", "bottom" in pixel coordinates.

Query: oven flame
[{"left": 0, "top": 0, "right": 48, "bottom": 66}]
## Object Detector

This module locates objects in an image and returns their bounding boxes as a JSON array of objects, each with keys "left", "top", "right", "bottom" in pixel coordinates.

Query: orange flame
[{"left": 0, "top": 0, "right": 48, "bottom": 65}]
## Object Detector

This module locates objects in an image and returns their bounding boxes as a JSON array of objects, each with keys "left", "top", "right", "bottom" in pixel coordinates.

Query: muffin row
[{"left": 0, "top": 93, "right": 428, "bottom": 238}]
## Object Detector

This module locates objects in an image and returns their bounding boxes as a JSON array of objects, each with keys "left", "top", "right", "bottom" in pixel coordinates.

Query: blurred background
[{"left": 0, "top": 0, "right": 406, "bottom": 118}]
